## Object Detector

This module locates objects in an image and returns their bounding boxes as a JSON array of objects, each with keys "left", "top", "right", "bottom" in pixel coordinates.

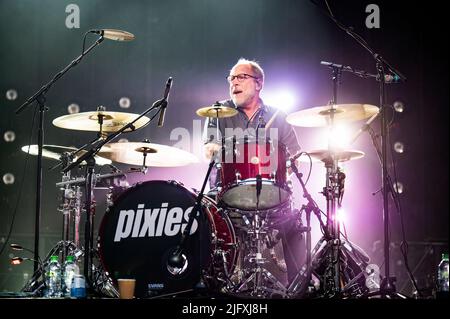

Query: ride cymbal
[
  {"left": 98, "top": 141, "right": 199, "bottom": 167},
  {"left": 286, "top": 104, "right": 379, "bottom": 127},
  {"left": 52, "top": 111, "right": 150, "bottom": 132}
]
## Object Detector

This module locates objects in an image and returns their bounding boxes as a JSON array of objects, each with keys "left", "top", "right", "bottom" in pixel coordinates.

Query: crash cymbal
[
  {"left": 196, "top": 103, "right": 238, "bottom": 118},
  {"left": 286, "top": 104, "right": 379, "bottom": 127},
  {"left": 298, "top": 149, "right": 365, "bottom": 164},
  {"left": 98, "top": 142, "right": 199, "bottom": 167},
  {"left": 21, "top": 145, "right": 112, "bottom": 166},
  {"left": 52, "top": 111, "right": 150, "bottom": 132}
]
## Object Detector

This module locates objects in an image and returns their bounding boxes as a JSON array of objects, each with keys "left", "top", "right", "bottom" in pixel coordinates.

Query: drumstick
[{"left": 265, "top": 109, "right": 281, "bottom": 129}]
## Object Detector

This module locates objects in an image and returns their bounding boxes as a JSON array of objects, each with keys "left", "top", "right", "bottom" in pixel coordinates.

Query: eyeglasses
[{"left": 226, "top": 73, "right": 260, "bottom": 83}]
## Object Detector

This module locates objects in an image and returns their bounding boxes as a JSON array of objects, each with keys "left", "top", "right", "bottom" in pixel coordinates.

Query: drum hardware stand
[
  {"left": 286, "top": 156, "right": 329, "bottom": 298},
  {"left": 20, "top": 153, "right": 84, "bottom": 296},
  {"left": 321, "top": 63, "right": 344, "bottom": 298},
  {"left": 15, "top": 32, "right": 105, "bottom": 273},
  {"left": 317, "top": 0, "right": 407, "bottom": 298},
  {"left": 213, "top": 101, "right": 223, "bottom": 143},
  {"left": 57, "top": 152, "right": 84, "bottom": 261},
  {"left": 318, "top": 62, "right": 371, "bottom": 298},
  {"left": 61, "top": 78, "right": 172, "bottom": 293},
  {"left": 134, "top": 138, "right": 157, "bottom": 173},
  {"left": 230, "top": 211, "right": 288, "bottom": 298}
]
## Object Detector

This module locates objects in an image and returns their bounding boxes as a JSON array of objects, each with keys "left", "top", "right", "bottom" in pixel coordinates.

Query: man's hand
[{"left": 204, "top": 142, "right": 221, "bottom": 160}]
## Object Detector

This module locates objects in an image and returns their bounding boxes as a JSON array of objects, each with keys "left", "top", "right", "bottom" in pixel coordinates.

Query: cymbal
[
  {"left": 21, "top": 145, "right": 112, "bottom": 166},
  {"left": 98, "top": 142, "right": 199, "bottom": 167},
  {"left": 286, "top": 104, "right": 379, "bottom": 127},
  {"left": 298, "top": 149, "right": 365, "bottom": 164},
  {"left": 52, "top": 111, "right": 150, "bottom": 132},
  {"left": 196, "top": 104, "right": 238, "bottom": 118}
]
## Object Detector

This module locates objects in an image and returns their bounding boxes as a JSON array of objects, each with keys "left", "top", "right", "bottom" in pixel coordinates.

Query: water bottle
[
  {"left": 63, "top": 255, "right": 79, "bottom": 297},
  {"left": 45, "top": 255, "right": 62, "bottom": 298},
  {"left": 437, "top": 253, "right": 449, "bottom": 297},
  {"left": 71, "top": 274, "right": 87, "bottom": 298}
]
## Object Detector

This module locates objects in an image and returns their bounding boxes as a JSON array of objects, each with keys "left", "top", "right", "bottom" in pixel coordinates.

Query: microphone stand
[
  {"left": 287, "top": 156, "right": 329, "bottom": 297},
  {"left": 61, "top": 84, "right": 170, "bottom": 290},
  {"left": 317, "top": 0, "right": 407, "bottom": 297},
  {"left": 167, "top": 155, "right": 216, "bottom": 271},
  {"left": 14, "top": 33, "right": 105, "bottom": 273}
]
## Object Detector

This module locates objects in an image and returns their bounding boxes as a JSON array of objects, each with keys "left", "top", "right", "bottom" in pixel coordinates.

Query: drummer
[
  {"left": 202, "top": 58, "right": 304, "bottom": 285},
  {"left": 203, "top": 58, "right": 300, "bottom": 159}
]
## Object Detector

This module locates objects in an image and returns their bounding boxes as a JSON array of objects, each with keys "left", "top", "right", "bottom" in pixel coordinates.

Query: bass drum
[{"left": 98, "top": 180, "right": 237, "bottom": 297}]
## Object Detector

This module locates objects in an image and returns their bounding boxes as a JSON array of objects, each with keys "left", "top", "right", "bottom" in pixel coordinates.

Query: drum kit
[{"left": 16, "top": 94, "right": 381, "bottom": 299}]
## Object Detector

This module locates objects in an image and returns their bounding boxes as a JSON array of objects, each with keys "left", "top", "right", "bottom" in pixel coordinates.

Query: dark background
[{"left": 0, "top": 0, "right": 448, "bottom": 296}]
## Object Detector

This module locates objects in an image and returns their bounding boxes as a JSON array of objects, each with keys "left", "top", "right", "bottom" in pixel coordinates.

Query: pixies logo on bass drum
[{"left": 114, "top": 203, "right": 198, "bottom": 242}]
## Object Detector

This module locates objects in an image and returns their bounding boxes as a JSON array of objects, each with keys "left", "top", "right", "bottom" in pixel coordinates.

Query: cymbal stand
[
  {"left": 322, "top": 64, "right": 343, "bottom": 297},
  {"left": 316, "top": 0, "right": 407, "bottom": 298},
  {"left": 57, "top": 152, "right": 83, "bottom": 261},
  {"left": 61, "top": 79, "right": 172, "bottom": 292},
  {"left": 323, "top": 157, "right": 343, "bottom": 297}
]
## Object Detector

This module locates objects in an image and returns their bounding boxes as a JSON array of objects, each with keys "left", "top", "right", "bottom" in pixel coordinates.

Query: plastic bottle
[
  {"left": 63, "top": 255, "right": 79, "bottom": 297},
  {"left": 437, "top": 253, "right": 449, "bottom": 295},
  {"left": 71, "top": 274, "right": 87, "bottom": 298},
  {"left": 45, "top": 255, "right": 62, "bottom": 298}
]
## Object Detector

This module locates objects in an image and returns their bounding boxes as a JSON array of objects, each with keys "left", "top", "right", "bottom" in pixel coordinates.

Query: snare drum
[{"left": 219, "top": 137, "right": 290, "bottom": 210}]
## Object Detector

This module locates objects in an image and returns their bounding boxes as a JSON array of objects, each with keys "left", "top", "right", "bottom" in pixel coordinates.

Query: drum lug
[
  {"left": 286, "top": 179, "right": 293, "bottom": 190},
  {"left": 235, "top": 171, "right": 241, "bottom": 182}
]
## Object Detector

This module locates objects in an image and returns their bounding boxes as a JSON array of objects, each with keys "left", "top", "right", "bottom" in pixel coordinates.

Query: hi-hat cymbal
[
  {"left": 286, "top": 104, "right": 379, "bottom": 127},
  {"left": 98, "top": 142, "right": 199, "bottom": 167},
  {"left": 21, "top": 145, "right": 112, "bottom": 166},
  {"left": 298, "top": 149, "right": 365, "bottom": 164},
  {"left": 52, "top": 111, "right": 150, "bottom": 132},
  {"left": 196, "top": 104, "right": 238, "bottom": 118}
]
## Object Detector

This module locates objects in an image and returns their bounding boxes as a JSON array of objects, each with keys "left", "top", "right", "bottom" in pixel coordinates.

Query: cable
[
  {"left": 0, "top": 107, "right": 38, "bottom": 257},
  {"left": 301, "top": 151, "right": 313, "bottom": 186},
  {"left": 388, "top": 127, "right": 422, "bottom": 296}
]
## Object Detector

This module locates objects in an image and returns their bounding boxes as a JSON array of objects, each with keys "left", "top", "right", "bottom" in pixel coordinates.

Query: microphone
[
  {"left": 90, "top": 29, "right": 135, "bottom": 41},
  {"left": 320, "top": 61, "right": 402, "bottom": 83},
  {"left": 157, "top": 77, "right": 173, "bottom": 127},
  {"left": 167, "top": 250, "right": 187, "bottom": 272}
]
